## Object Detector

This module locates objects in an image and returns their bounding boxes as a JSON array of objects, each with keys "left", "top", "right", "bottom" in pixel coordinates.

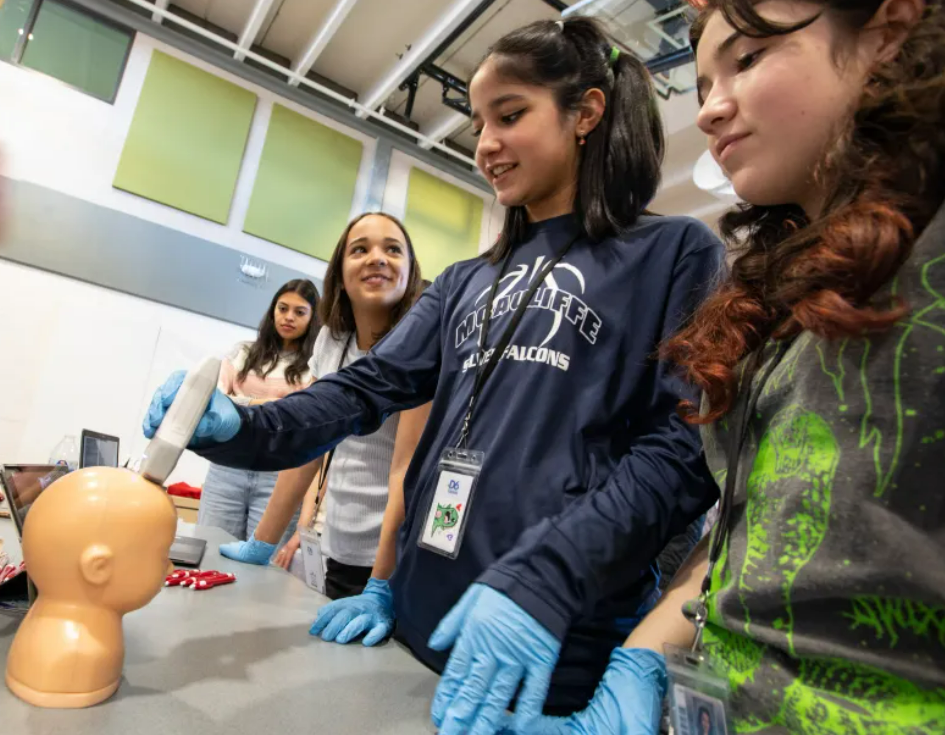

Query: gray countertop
[{"left": 0, "top": 523, "right": 439, "bottom": 734}]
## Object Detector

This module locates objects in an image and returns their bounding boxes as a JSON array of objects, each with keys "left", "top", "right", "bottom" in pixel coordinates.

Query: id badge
[
  {"left": 417, "top": 448, "right": 484, "bottom": 559},
  {"left": 299, "top": 526, "right": 327, "bottom": 594},
  {"left": 664, "top": 645, "right": 732, "bottom": 735}
]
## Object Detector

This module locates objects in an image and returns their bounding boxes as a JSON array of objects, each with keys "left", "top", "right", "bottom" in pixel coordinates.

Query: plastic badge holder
[
  {"left": 299, "top": 525, "right": 327, "bottom": 594},
  {"left": 665, "top": 644, "right": 733, "bottom": 735},
  {"left": 417, "top": 448, "right": 484, "bottom": 560}
]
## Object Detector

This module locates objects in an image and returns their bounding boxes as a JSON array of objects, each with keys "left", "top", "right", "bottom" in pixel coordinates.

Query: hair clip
[
  {"left": 555, "top": 20, "right": 564, "bottom": 31},
  {"left": 609, "top": 46, "right": 621, "bottom": 67}
]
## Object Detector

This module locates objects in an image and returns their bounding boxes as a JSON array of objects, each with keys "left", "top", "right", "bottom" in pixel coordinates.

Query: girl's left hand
[{"left": 273, "top": 531, "right": 301, "bottom": 570}]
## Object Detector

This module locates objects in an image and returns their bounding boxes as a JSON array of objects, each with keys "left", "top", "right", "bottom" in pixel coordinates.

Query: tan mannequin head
[{"left": 5, "top": 468, "right": 177, "bottom": 708}]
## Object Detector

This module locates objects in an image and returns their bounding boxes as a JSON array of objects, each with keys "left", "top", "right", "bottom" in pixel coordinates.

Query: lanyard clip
[
  {"left": 689, "top": 560, "right": 714, "bottom": 655},
  {"left": 690, "top": 595, "right": 709, "bottom": 655}
]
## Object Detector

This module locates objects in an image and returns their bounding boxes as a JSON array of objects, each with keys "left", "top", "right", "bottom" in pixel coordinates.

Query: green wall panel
[
  {"left": 0, "top": 0, "right": 35, "bottom": 61},
  {"left": 20, "top": 0, "right": 131, "bottom": 101},
  {"left": 113, "top": 50, "right": 256, "bottom": 224},
  {"left": 403, "top": 167, "right": 483, "bottom": 279},
  {"left": 243, "top": 103, "right": 364, "bottom": 260}
]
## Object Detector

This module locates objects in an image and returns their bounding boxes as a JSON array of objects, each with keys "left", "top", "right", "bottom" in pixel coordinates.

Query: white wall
[{"left": 0, "top": 259, "right": 252, "bottom": 486}]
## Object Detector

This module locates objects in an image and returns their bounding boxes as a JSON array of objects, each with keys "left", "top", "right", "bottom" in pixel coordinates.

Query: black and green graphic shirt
[{"left": 700, "top": 203, "right": 945, "bottom": 734}]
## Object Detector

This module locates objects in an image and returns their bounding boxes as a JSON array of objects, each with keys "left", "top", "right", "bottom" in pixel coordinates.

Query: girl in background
[
  {"left": 197, "top": 279, "right": 319, "bottom": 545},
  {"left": 220, "top": 213, "right": 430, "bottom": 601}
]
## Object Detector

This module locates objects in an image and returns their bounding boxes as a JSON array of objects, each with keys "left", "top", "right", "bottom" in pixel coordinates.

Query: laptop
[
  {"left": 80, "top": 429, "right": 120, "bottom": 469},
  {"left": 0, "top": 464, "right": 68, "bottom": 614}
]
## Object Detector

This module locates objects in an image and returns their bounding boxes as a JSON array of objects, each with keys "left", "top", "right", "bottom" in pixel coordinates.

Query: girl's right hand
[
  {"left": 142, "top": 371, "right": 241, "bottom": 446},
  {"left": 273, "top": 531, "right": 301, "bottom": 570}
]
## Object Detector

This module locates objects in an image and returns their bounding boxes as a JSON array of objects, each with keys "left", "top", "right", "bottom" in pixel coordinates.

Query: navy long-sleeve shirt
[{"left": 196, "top": 213, "right": 724, "bottom": 711}]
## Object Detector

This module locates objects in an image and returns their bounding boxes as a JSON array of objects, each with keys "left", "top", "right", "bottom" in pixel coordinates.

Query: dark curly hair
[{"left": 664, "top": 0, "right": 945, "bottom": 423}]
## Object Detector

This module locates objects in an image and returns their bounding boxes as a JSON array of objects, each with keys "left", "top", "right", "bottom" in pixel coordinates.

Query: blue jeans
[{"left": 198, "top": 463, "right": 299, "bottom": 546}]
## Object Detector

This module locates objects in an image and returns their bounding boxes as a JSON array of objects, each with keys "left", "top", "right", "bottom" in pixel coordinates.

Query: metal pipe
[
  {"left": 424, "top": 0, "right": 497, "bottom": 69},
  {"left": 645, "top": 46, "right": 694, "bottom": 75},
  {"left": 111, "top": 0, "right": 479, "bottom": 168},
  {"left": 403, "top": 75, "right": 419, "bottom": 120},
  {"left": 421, "top": 63, "right": 467, "bottom": 95}
]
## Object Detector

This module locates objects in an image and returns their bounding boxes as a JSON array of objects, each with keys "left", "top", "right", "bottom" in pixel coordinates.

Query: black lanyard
[
  {"left": 457, "top": 234, "right": 580, "bottom": 448},
  {"left": 317, "top": 332, "right": 356, "bottom": 495},
  {"left": 692, "top": 337, "right": 795, "bottom": 651}
]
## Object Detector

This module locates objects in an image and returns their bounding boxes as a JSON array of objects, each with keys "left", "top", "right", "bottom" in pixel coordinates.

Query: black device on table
[
  {"left": 80, "top": 429, "right": 120, "bottom": 469},
  {"left": 169, "top": 536, "right": 205, "bottom": 567}
]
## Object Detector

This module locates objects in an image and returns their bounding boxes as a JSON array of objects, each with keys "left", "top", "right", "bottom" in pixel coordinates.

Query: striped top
[{"left": 309, "top": 327, "right": 399, "bottom": 567}]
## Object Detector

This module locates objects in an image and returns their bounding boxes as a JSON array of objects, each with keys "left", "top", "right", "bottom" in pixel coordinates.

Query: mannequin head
[{"left": 21, "top": 467, "right": 177, "bottom": 614}]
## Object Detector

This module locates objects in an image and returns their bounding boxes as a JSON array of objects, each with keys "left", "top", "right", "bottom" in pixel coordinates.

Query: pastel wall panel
[
  {"left": 403, "top": 167, "right": 483, "bottom": 279},
  {"left": 243, "top": 103, "right": 364, "bottom": 259},
  {"left": 113, "top": 50, "right": 256, "bottom": 224}
]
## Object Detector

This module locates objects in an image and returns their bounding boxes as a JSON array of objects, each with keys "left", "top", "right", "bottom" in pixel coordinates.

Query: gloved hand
[
  {"left": 523, "top": 648, "right": 667, "bottom": 735},
  {"left": 309, "top": 577, "right": 394, "bottom": 646},
  {"left": 429, "top": 584, "right": 561, "bottom": 735},
  {"left": 142, "top": 370, "right": 241, "bottom": 446},
  {"left": 219, "top": 534, "right": 277, "bottom": 565}
]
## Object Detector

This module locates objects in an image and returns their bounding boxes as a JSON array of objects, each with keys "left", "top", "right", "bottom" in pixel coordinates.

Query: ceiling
[{"left": 137, "top": 0, "right": 733, "bottom": 228}]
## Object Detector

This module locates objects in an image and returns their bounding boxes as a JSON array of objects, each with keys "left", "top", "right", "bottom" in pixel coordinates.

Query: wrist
[
  {"left": 249, "top": 534, "right": 277, "bottom": 551},
  {"left": 363, "top": 578, "right": 393, "bottom": 604},
  {"left": 611, "top": 647, "right": 668, "bottom": 698}
]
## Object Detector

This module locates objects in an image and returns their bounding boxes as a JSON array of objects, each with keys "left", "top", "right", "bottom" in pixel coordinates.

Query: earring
[{"left": 578, "top": 135, "right": 586, "bottom": 146}]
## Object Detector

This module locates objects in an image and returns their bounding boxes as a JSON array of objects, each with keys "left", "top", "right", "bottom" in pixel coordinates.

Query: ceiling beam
[
  {"left": 151, "top": 0, "right": 169, "bottom": 25},
  {"left": 419, "top": 110, "right": 469, "bottom": 150},
  {"left": 234, "top": 0, "right": 277, "bottom": 61},
  {"left": 288, "top": 0, "right": 359, "bottom": 86},
  {"left": 356, "top": 0, "right": 493, "bottom": 119},
  {"left": 93, "top": 0, "right": 484, "bottom": 172}
]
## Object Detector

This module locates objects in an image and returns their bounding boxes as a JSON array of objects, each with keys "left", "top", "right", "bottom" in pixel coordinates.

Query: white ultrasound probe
[{"left": 138, "top": 357, "right": 222, "bottom": 485}]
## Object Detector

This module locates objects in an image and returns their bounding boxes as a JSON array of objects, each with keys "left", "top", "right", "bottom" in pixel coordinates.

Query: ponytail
[{"left": 475, "top": 17, "right": 664, "bottom": 262}]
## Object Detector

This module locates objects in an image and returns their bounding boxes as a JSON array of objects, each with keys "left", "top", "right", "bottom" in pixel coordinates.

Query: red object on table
[
  {"left": 0, "top": 562, "right": 26, "bottom": 585},
  {"left": 164, "top": 569, "right": 236, "bottom": 590},
  {"left": 187, "top": 572, "right": 235, "bottom": 590},
  {"left": 167, "top": 482, "right": 201, "bottom": 499}
]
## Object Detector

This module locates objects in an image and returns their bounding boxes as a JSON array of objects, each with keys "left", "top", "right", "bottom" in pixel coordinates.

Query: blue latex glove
[
  {"left": 523, "top": 648, "right": 667, "bottom": 735},
  {"left": 309, "top": 577, "right": 394, "bottom": 646},
  {"left": 142, "top": 370, "right": 241, "bottom": 446},
  {"left": 429, "top": 584, "right": 561, "bottom": 735},
  {"left": 219, "top": 534, "right": 277, "bottom": 565}
]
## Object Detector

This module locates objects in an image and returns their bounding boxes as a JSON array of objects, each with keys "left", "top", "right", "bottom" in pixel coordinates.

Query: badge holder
[
  {"left": 299, "top": 521, "right": 327, "bottom": 594},
  {"left": 665, "top": 561, "right": 734, "bottom": 735},
  {"left": 417, "top": 448, "right": 484, "bottom": 559},
  {"left": 665, "top": 642, "right": 733, "bottom": 735}
]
